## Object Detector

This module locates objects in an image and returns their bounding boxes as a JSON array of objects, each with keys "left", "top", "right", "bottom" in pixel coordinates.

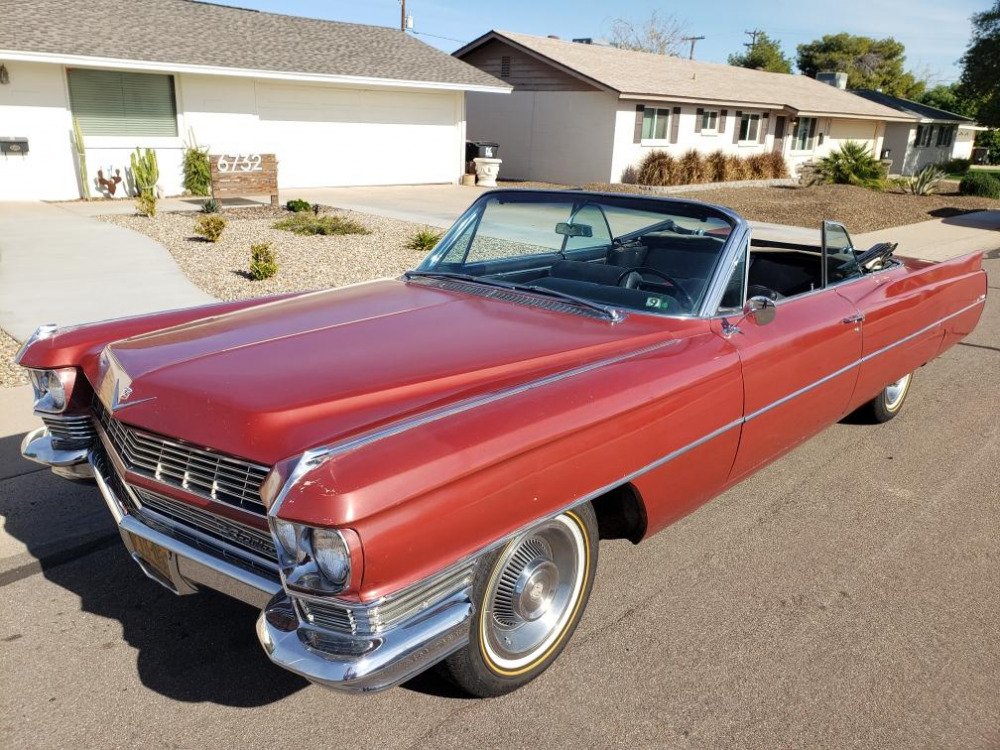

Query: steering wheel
[{"left": 616, "top": 266, "right": 695, "bottom": 310}]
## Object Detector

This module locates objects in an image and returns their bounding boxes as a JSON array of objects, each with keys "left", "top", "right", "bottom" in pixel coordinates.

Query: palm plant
[{"left": 816, "top": 141, "right": 885, "bottom": 189}]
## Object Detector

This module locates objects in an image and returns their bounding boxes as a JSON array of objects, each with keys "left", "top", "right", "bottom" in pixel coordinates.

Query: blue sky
[{"left": 212, "top": 0, "right": 982, "bottom": 84}]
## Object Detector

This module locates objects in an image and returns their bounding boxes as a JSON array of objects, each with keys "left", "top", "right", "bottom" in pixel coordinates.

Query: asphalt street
[{"left": 1, "top": 253, "right": 998, "bottom": 749}]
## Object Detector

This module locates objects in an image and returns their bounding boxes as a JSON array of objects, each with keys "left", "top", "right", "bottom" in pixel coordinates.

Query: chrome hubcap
[
  {"left": 885, "top": 373, "right": 911, "bottom": 410},
  {"left": 484, "top": 516, "right": 584, "bottom": 668}
]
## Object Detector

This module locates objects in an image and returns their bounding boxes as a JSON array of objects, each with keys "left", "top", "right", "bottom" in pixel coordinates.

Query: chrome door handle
[{"left": 842, "top": 313, "right": 865, "bottom": 324}]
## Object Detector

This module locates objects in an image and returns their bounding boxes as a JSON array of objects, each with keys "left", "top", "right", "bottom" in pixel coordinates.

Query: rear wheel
[
  {"left": 862, "top": 372, "right": 914, "bottom": 423},
  {"left": 439, "top": 504, "right": 598, "bottom": 697}
]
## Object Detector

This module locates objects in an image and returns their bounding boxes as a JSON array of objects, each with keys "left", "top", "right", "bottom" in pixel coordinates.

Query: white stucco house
[
  {"left": 850, "top": 90, "right": 979, "bottom": 175},
  {"left": 0, "top": 0, "right": 508, "bottom": 201},
  {"left": 454, "top": 31, "right": 914, "bottom": 185}
]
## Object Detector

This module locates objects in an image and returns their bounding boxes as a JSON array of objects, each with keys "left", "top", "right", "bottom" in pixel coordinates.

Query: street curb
[{"left": 0, "top": 530, "right": 120, "bottom": 588}]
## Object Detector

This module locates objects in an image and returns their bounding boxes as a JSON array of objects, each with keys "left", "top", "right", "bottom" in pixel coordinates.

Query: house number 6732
[{"left": 217, "top": 154, "right": 262, "bottom": 172}]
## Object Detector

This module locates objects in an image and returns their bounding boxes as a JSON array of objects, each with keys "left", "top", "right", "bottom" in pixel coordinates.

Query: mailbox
[{"left": 0, "top": 138, "right": 28, "bottom": 155}]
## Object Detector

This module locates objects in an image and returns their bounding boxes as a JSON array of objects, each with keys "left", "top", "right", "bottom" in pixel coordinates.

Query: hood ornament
[{"left": 99, "top": 348, "right": 155, "bottom": 412}]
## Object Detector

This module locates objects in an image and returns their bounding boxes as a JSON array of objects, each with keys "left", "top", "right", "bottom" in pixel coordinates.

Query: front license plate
[{"left": 128, "top": 532, "right": 173, "bottom": 582}]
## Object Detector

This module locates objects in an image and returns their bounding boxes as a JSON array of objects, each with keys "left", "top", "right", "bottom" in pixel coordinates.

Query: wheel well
[{"left": 590, "top": 483, "right": 647, "bottom": 544}]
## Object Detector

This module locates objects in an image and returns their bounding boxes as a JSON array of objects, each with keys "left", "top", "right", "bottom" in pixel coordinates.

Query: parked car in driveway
[{"left": 17, "top": 190, "right": 987, "bottom": 696}]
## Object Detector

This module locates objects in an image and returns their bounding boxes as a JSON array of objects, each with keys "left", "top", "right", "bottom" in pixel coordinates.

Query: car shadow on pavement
[{"left": 1, "top": 431, "right": 459, "bottom": 704}]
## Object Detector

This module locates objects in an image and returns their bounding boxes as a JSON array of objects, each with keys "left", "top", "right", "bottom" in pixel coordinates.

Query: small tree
[
  {"left": 607, "top": 10, "right": 686, "bottom": 56},
  {"left": 728, "top": 32, "right": 792, "bottom": 74},
  {"left": 796, "top": 33, "right": 925, "bottom": 98}
]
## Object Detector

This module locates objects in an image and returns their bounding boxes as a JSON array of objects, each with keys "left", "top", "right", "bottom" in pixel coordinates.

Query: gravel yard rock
[
  {"left": 588, "top": 183, "right": 1000, "bottom": 233},
  {"left": 97, "top": 207, "right": 432, "bottom": 301},
  {"left": 1, "top": 328, "right": 29, "bottom": 388}
]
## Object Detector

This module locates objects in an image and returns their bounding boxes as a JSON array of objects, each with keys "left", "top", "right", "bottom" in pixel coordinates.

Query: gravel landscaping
[
  {"left": 97, "top": 206, "right": 431, "bottom": 301},
  {"left": 1, "top": 328, "right": 29, "bottom": 389},
  {"left": 587, "top": 183, "right": 1000, "bottom": 234}
]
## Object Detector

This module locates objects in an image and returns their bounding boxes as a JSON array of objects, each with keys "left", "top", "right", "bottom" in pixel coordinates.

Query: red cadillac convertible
[{"left": 18, "top": 190, "right": 986, "bottom": 696}]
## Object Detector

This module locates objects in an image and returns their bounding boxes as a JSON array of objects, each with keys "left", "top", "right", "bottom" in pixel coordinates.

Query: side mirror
[{"left": 743, "top": 295, "right": 777, "bottom": 326}]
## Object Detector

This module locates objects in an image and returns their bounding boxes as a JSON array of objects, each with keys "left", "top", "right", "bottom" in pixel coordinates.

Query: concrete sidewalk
[
  {"left": 0, "top": 202, "right": 213, "bottom": 341},
  {"left": 855, "top": 210, "right": 1000, "bottom": 262}
]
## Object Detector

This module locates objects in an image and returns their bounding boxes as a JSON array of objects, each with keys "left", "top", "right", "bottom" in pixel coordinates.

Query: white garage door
[{"left": 255, "top": 83, "right": 460, "bottom": 187}]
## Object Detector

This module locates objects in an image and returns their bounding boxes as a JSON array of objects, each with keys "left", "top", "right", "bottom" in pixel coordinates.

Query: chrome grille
[
  {"left": 297, "top": 599, "right": 357, "bottom": 634},
  {"left": 42, "top": 413, "right": 96, "bottom": 448},
  {"left": 132, "top": 486, "right": 277, "bottom": 563},
  {"left": 93, "top": 398, "right": 269, "bottom": 515}
]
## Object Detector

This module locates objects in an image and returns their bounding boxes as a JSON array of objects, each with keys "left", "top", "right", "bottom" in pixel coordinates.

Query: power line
[{"left": 409, "top": 29, "right": 469, "bottom": 44}]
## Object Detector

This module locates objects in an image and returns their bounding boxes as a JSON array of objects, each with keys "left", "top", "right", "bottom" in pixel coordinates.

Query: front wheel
[
  {"left": 862, "top": 371, "right": 914, "bottom": 423},
  {"left": 439, "top": 504, "right": 599, "bottom": 697}
]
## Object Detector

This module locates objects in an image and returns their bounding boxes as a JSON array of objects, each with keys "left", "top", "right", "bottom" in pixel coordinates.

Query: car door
[{"left": 713, "top": 228, "right": 864, "bottom": 483}]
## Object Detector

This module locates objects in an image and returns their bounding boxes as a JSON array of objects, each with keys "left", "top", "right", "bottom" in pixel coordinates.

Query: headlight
[
  {"left": 311, "top": 529, "right": 351, "bottom": 587},
  {"left": 270, "top": 519, "right": 355, "bottom": 594},
  {"left": 28, "top": 368, "right": 75, "bottom": 413}
]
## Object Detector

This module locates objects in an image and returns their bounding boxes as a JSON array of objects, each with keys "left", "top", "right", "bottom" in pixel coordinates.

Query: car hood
[{"left": 87, "top": 279, "right": 675, "bottom": 465}]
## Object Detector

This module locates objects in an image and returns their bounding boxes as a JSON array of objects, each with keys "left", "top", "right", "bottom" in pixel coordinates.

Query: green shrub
[
  {"left": 248, "top": 243, "right": 279, "bottom": 280},
  {"left": 405, "top": 227, "right": 444, "bottom": 253},
  {"left": 816, "top": 140, "right": 885, "bottom": 189},
  {"left": 939, "top": 158, "right": 971, "bottom": 175},
  {"left": 636, "top": 151, "right": 676, "bottom": 186},
  {"left": 285, "top": 198, "right": 312, "bottom": 213},
  {"left": 958, "top": 171, "right": 1000, "bottom": 199},
  {"left": 905, "top": 165, "right": 946, "bottom": 196},
  {"left": 195, "top": 214, "right": 227, "bottom": 242},
  {"left": 182, "top": 129, "right": 211, "bottom": 196},
  {"left": 273, "top": 213, "right": 369, "bottom": 236},
  {"left": 201, "top": 198, "right": 220, "bottom": 213}
]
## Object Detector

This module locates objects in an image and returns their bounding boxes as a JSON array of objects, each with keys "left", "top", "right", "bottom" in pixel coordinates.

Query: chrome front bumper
[{"left": 23, "top": 424, "right": 474, "bottom": 693}]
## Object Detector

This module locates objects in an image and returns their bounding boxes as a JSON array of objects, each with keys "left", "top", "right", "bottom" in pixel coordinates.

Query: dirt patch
[
  {"left": 584, "top": 183, "right": 1000, "bottom": 234},
  {"left": 97, "top": 206, "right": 430, "bottom": 302}
]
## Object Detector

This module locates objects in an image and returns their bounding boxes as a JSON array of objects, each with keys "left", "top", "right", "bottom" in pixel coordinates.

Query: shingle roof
[
  {"left": 457, "top": 31, "right": 913, "bottom": 120},
  {"left": 850, "top": 90, "right": 974, "bottom": 123},
  {"left": 0, "top": 0, "right": 507, "bottom": 90}
]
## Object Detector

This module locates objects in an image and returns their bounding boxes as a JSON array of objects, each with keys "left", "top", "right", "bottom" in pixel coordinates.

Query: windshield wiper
[{"left": 404, "top": 270, "right": 622, "bottom": 322}]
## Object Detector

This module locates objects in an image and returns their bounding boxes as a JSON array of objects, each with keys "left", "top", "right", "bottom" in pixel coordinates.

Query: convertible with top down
[{"left": 17, "top": 190, "right": 986, "bottom": 696}]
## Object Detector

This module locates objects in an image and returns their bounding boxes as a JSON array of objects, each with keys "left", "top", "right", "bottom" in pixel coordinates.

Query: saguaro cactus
[{"left": 130, "top": 147, "right": 159, "bottom": 216}]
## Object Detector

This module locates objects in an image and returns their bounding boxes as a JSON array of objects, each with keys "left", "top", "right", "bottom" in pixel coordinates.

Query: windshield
[{"left": 415, "top": 191, "right": 736, "bottom": 317}]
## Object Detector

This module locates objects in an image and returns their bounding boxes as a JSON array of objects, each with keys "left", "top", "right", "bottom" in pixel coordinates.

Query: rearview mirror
[
  {"left": 744, "top": 295, "right": 777, "bottom": 326},
  {"left": 555, "top": 222, "right": 593, "bottom": 238}
]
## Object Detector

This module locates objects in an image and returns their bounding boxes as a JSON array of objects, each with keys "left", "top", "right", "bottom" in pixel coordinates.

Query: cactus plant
[
  {"left": 130, "top": 147, "right": 159, "bottom": 216},
  {"left": 72, "top": 118, "right": 91, "bottom": 200}
]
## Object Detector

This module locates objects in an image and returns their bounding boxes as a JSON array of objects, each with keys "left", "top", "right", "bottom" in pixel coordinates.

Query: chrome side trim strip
[
  {"left": 267, "top": 337, "right": 681, "bottom": 519},
  {"left": 343, "top": 295, "right": 986, "bottom": 602}
]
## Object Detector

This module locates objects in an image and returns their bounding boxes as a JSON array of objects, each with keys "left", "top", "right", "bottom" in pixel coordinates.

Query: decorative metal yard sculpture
[{"left": 97, "top": 168, "right": 122, "bottom": 196}]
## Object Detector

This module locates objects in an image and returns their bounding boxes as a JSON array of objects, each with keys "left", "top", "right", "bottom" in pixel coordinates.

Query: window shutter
[
  {"left": 669, "top": 106, "right": 681, "bottom": 144},
  {"left": 68, "top": 69, "right": 177, "bottom": 137},
  {"left": 759, "top": 112, "right": 769, "bottom": 144},
  {"left": 719, "top": 109, "right": 728, "bottom": 134},
  {"left": 695, "top": 108, "right": 704, "bottom": 132},
  {"left": 807, "top": 117, "right": 818, "bottom": 150},
  {"left": 733, "top": 111, "right": 743, "bottom": 143},
  {"left": 634, "top": 105, "right": 645, "bottom": 143}
]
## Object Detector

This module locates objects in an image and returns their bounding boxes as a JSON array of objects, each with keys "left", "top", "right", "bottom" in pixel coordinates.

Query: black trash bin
[{"left": 466, "top": 141, "right": 500, "bottom": 160}]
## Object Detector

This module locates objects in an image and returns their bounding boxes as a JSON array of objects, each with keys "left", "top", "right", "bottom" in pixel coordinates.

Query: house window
[
  {"left": 738, "top": 113, "right": 760, "bottom": 142},
  {"left": 936, "top": 125, "right": 956, "bottom": 147},
  {"left": 701, "top": 110, "right": 719, "bottom": 133},
  {"left": 792, "top": 117, "right": 817, "bottom": 151},
  {"left": 915, "top": 124, "right": 935, "bottom": 148},
  {"left": 642, "top": 108, "right": 671, "bottom": 141},
  {"left": 67, "top": 69, "right": 177, "bottom": 137},
  {"left": 500, "top": 56, "right": 511, "bottom": 79}
]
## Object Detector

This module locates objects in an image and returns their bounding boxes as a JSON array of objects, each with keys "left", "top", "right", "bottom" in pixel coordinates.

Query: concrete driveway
[
  {"left": 1, "top": 255, "right": 997, "bottom": 748},
  {"left": 282, "top": 184, "right": 486, "bottom": 229}
]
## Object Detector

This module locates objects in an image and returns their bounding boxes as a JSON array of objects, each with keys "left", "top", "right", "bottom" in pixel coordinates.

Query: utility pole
[
  {"left": 681, "top": 35, "right": 705, "bottom": 60},
  {"left": 743, "top": 29, "right": 761, "bottom": 51},
  {"left": 400, "top": 0, "right": 406, "bottom": 31}
]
